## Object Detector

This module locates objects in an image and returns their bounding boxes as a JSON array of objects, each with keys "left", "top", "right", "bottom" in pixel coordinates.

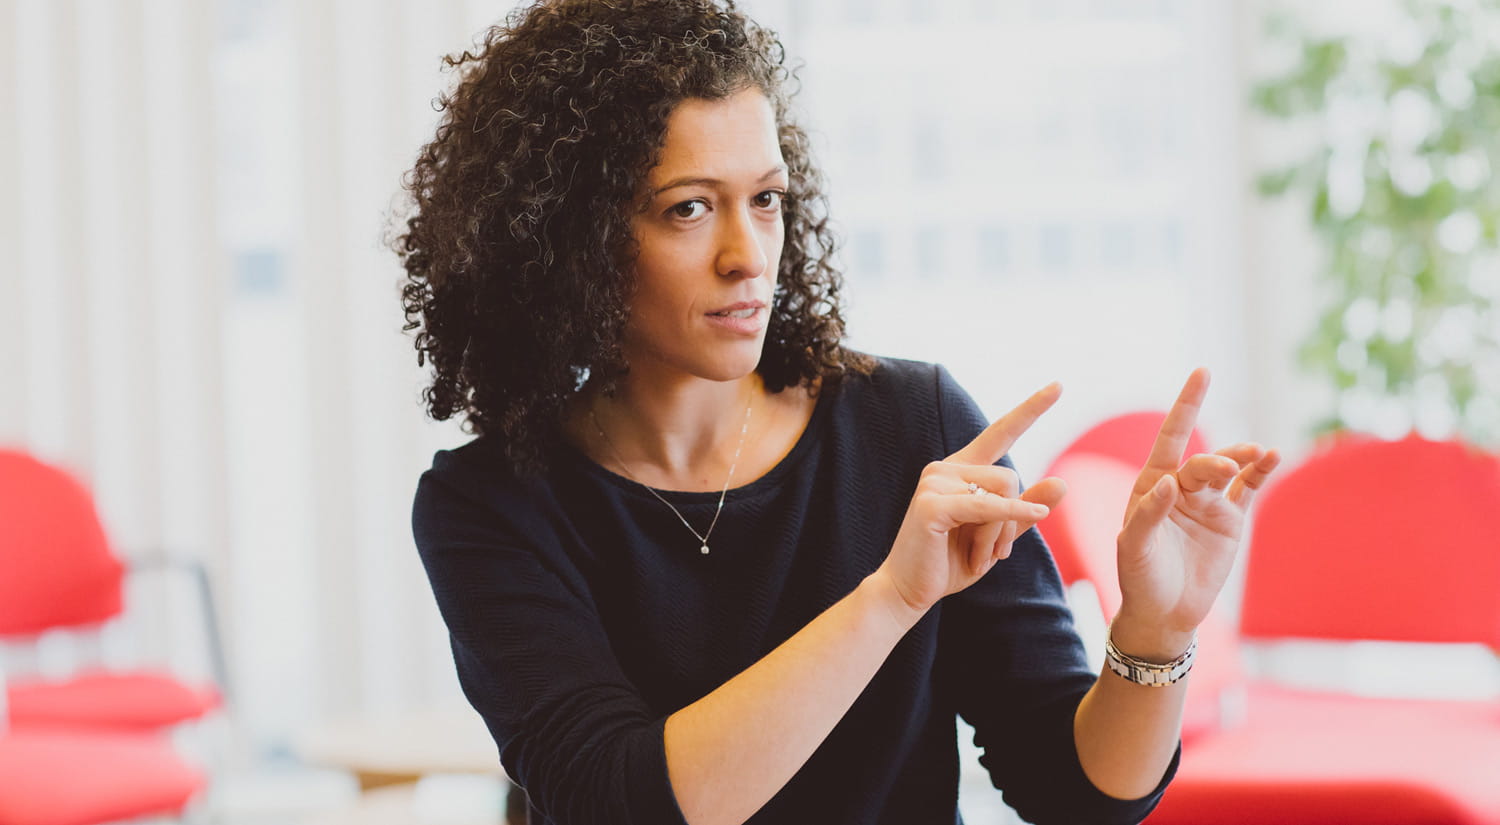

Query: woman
[{"left": 397, "top": 2, "right": 1280, "bottom": 824}]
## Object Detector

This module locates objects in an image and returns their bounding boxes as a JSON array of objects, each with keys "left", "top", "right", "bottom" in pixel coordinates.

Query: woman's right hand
[{"left": 872, "top": 383, "right": 1068, "bottom": 616}]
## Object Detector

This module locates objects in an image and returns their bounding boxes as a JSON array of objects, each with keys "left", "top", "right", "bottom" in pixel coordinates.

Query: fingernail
[{"left": 1154, "top": 476, "right": 1173, "bottom": 497}]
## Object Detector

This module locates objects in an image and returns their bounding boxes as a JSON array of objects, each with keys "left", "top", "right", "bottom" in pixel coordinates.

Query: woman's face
[{"left": 624, "top": 86, "right": 788, "bottom": 385}]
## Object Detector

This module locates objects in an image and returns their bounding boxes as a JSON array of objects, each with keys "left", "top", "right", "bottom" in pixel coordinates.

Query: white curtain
[{"left": 2, "top": 0, "right": 504, "bottom": 753}]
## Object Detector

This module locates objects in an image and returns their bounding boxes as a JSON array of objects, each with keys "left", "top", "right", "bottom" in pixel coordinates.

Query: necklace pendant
[{"left": 592, "top": 402, "right": 750, "bottom": 563}]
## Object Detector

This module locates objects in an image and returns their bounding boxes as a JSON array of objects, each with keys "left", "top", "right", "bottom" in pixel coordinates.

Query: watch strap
[{"left": 1104, "top": 630, "right": 1197, "bottom": 687}]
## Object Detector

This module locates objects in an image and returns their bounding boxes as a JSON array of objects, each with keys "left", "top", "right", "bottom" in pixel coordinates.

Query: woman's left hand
[{"left": 1110, "top": 368, "right": 1282, "bottom": 659}]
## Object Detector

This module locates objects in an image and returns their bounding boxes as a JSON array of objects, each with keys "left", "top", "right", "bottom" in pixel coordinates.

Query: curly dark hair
[{"left": 394, "top": 0, "right": 872, "bottom": 473}]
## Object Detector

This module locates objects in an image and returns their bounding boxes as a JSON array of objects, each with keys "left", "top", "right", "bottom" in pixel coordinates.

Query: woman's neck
[{"left": 583, "top": 370, "right": 768, "bottom": 488}]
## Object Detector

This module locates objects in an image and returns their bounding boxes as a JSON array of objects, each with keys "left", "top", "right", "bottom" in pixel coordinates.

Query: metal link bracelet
[{"left": 1104, "top": 627, "right": 1197, "bottom": 688}]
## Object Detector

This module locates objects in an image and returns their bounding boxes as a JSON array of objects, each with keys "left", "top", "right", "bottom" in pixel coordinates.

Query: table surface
[
  {"left": 294, "top": 705, "right": 508, "bottom": 782},
  {"left": 302, "top": 780, "right": 506, "bottom": 825}
]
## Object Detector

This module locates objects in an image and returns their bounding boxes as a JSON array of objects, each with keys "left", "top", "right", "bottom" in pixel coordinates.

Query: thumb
[
  {"left": 1117, "top": 473, "right": 1177, "bottom": 560},
  {"left": 1019, "top": 476, "right": 1067, "bottom": 510}
]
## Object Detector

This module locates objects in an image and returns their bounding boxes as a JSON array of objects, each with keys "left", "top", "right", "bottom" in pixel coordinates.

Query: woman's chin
[
  {"left": 626, "top": 337, "right": 767, "bottom": 384},
  {"left": 700, "top": 355, "right": 765, "bottom": 384}
]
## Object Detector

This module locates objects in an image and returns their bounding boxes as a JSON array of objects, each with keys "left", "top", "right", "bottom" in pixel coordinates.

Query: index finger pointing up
[
  {"left": 948, "top": 382, "right": 1063, "bottom": 466},
  {"left": 1144, "top": 368, "right": 1211, "bottom": 472}
]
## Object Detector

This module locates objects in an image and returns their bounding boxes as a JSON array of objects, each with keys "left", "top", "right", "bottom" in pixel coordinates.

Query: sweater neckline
[{"left": 559, "top": 382, "right": 834, "bottom": 504}]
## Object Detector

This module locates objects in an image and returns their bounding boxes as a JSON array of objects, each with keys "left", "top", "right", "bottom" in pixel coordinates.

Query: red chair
[
  {"left": 1147, "top": 434, "right": 1500, "bottom": 825},
  {"left": 1238, "top": 434, "right": 1500, "bottom": 647},
  {"left": 0, "top": 726, "right": 206, "bottom": 825},
  {"left": 0, "top": 448, "right": 225, "bottom": 733},
  {"left": 1040, "top": 412, "right": 1237, "bottom": 741}
]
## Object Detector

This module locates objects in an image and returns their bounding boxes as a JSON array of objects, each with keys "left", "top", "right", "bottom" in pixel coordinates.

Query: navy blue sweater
[{"left": 412, "top": 356, "right": 1176, "bottom": 824}]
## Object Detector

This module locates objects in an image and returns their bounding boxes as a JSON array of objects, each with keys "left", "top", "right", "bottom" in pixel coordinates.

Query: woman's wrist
[
  {"left": 1107, "top": 612, "right": 1197, "bottom": 664},
  {"left": 859, "top": 569, "right": 930, "bottom": 636}
]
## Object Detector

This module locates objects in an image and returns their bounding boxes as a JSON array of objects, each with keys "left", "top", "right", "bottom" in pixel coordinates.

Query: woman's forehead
[{"left": 649, "top": 88, "right": 784, "bottom": 185}]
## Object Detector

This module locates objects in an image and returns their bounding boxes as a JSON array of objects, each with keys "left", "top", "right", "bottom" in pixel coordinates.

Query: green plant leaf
[{"left": 1257, "top": 166, "right": 1301, "bottom": 196}]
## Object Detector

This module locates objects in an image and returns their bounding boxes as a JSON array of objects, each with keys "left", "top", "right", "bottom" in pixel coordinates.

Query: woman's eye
[
  {"left": 670, "top": 200, "right": 707, "bottom": 220},
  {"left": 755, "top": 190, "right": 785, "bottom": 210}
]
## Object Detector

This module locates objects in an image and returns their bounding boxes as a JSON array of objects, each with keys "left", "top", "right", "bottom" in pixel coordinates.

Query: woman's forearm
[
  {"left": 1072, "top": 621, "right": 1193, "bottom": 800},
  {"left": 663, "top": 570, "right": 925, "bottom": 825}
]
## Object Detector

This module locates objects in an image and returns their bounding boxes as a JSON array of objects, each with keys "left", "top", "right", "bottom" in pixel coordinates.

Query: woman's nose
[{"left": 715, "top": 207, "right": 770, "bottom": 280}]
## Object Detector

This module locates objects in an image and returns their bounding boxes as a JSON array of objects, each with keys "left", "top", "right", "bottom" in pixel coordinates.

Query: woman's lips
[{"left": 705, "top": 305, "right": 765, "bottom": 334}]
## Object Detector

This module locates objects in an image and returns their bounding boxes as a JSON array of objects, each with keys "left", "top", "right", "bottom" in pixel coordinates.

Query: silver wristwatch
[{"left": 1104, "top": 631, "right": 1197, "bottom": 687}]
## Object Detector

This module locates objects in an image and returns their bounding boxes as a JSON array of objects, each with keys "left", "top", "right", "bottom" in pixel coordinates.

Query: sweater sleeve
[
  {"left": 930, "top": 364, "right": 1177, "bottom": 825},
  {"left": 412, "top": 461, "right": 690, "bottom": 825}
]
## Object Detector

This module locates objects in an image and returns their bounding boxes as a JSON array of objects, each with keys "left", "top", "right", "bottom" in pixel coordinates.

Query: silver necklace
[{"left": 590, "top": 401, "right": 753, "bottom": 555}]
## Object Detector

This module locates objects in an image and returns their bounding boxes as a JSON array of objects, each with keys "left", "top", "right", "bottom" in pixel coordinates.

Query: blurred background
[{"left": 2, "top": 0, "right": 1498, "bottom": 823}]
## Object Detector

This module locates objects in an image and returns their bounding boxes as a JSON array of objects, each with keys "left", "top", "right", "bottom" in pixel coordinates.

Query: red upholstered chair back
[
  {"left": 0, "top": 448, "right": 126, "bottom": 636},
  {"left": 1239, "top": 434, "right": 1500, "bottom": 649},
  {"left": 1059, "top": 411, "right": 1209, "bottom": 469}
]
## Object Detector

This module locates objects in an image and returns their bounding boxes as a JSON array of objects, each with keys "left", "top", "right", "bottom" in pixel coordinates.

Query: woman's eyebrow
[{"left": 649, "top": 165, "right": 789, "bottom": 199}]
